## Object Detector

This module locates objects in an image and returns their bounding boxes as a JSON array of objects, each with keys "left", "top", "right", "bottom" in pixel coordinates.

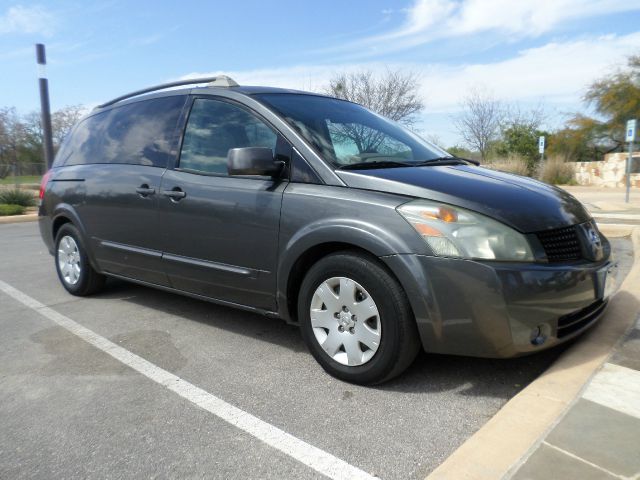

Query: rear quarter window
[{"left": 64, "top": 95, "right": 186, "bottom": 168}]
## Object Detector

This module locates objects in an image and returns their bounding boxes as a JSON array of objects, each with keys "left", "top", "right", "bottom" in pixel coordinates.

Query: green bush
[
  {"left": 0, "top": 189, "right": 36, "bottom": 207},
  {"left": 0, "top": 204, "right": 26, "bottom": 216}
]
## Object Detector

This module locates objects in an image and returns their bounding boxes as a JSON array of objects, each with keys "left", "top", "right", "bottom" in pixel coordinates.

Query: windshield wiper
[
  {"left": 338, "top": 157, "right": 479, "bottom": 170},
  {"left": 338, "top": 160, "right": 413, "bottom": 170},
  {"left": 415, "top": 157, "right": 479, "bottom": 166}
]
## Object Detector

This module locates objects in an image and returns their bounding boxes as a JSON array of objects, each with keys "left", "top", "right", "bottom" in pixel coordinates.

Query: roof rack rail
[{"left": 97, "top": 75, "right": 239, "bottom": 108}]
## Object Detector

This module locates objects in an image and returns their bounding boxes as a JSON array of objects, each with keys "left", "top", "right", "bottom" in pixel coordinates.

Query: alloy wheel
[{"left": 309, "top": 276, "right": 381, "bottom": 366}]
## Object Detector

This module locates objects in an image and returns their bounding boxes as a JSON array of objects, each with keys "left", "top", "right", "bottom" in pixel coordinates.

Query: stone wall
[{"left": 575, "top": 152, "right": 640, "bottom": 188}]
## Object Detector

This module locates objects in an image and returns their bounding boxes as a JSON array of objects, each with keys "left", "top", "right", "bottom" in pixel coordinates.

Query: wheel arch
[
  {"left": 51, "top": 205, "right": 100, "bottom": 272},
  {"left": 277, "top": 226, "right": 418, "bottom": 324}
]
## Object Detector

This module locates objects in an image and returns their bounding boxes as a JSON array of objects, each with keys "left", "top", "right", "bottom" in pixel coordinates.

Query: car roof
[
  {"left": 206, "top": 85, "right": 322, "bottom": 96},
  {"left": 91, "top": 84, "right": 333, "bottom": 115}
]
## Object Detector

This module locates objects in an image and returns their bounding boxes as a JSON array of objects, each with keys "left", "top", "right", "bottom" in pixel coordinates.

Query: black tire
[
  {"left": 54, "top": 223, "right": 105, "bottom": 296},
  {"left": 298, "top": 251, "right": 420, "bottom": 385}
]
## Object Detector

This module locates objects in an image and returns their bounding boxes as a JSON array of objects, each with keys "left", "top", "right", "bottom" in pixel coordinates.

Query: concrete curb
[
  {"left": 427, "top": 225, "right": 640, "bottom": 480},
  {"left": 0, "top": 213, "right": 38, "bottom": 225}
]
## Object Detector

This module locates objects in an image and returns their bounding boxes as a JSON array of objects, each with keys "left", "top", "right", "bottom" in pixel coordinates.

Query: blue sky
[{"left": 2, "top": 0, "right": 640, "bottom": 146}]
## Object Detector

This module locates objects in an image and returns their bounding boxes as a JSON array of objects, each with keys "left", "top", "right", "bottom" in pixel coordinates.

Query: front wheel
[{"left": 298, "top": 251, "right": 420, "bottom": 385}]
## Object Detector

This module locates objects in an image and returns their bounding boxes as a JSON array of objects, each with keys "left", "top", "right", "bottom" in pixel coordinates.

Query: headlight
[{"left": 397, "top": 200, "right": 534, "bottom": 261}]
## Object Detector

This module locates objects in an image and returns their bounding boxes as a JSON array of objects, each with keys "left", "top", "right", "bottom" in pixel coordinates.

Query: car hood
[{"left": 336, "top": 165, "right": 591, "bottom": 233}]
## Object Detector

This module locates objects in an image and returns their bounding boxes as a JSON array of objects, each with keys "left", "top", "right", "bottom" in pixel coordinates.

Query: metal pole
[
  {"left": 35, "top": 44, "right": 54, "bottom": 170},
  {"left": 626, "top": 139, "right": 633, "bottom": 203}
]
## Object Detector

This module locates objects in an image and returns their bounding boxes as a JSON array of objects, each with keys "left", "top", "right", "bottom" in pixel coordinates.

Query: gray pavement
[
  {"left": 561, "top": 186, "right": 640, "bottom": 226},
  {"left": 0, "top": 222, "right": 634, "bottom": 479}
]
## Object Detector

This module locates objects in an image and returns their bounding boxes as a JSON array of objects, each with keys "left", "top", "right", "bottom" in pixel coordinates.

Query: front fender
[{"left": 275, "top": 184, "right": 429, "bottom": 320}]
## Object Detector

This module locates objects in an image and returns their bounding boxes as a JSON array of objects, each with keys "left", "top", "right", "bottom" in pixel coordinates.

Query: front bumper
[{"left": 382, "top": 254, "right": 617, "bottom": 358}]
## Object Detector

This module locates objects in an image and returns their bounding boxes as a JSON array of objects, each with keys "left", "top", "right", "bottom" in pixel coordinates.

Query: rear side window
[
  {"left": 179, "top": 98, "right": 278, "bottom": 175},
  {"left": 64, "top": 95, "right": 185, "bottom": 167}
]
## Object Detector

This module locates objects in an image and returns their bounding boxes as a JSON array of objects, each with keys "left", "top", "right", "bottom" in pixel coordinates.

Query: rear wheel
[
  {"left": 55, "top": 224, "right": 105, "bottom": 296},
  {"left": 298, "top": 251, "right": 420, "bottom": 385}
]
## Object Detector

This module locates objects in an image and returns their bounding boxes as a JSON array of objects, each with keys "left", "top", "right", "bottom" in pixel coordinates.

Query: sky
[{"left": 2, "top": 0, "right": 640, "bottom": 146}]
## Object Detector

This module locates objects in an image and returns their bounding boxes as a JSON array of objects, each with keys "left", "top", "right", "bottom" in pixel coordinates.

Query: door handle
[
  {"left": 136, "top": 184, "right": 155, "bottom": 197},
  {"left": 162, "top": 187, "right": 186, "bottom": 201}
]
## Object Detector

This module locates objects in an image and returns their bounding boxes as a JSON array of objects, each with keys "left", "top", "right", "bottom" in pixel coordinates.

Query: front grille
[
  {"left": 536, "top": 225, "right": 582, "bottom": 262},
  {"left": 557, "top": 299, "right": 606, "bottom": 338}
]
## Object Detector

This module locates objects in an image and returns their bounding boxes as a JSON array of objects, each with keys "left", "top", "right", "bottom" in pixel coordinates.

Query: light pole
[{"left": 35, "top": 43, "right": 54, "bottom": 170}]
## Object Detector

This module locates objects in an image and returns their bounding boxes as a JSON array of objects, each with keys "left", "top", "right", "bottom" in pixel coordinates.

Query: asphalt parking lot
[{"left": 0, "top": 222, "right": 634, "bottom": 480}]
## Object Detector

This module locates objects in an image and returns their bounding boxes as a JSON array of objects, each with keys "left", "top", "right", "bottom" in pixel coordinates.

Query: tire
[
  {"left": 298, "top": 251, "right": 420, "bottom": 385},
  {"left": 54, "top": 223, "right": 105, "bottom": 296}
]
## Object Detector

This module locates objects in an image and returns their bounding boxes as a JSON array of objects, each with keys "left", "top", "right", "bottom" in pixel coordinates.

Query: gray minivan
[{"left": 39, "top": 76, "right": 616, "bottom": 384}]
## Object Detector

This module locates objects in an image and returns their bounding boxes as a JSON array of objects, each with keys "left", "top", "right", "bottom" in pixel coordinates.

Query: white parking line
[{"left": 0, "top": 280, "right": 376, "bottom": 480}]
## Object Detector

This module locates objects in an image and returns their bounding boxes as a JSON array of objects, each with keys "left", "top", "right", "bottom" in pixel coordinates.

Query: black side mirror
[{"left": 227, "top": 147, "right": 282, "bottom": 176}]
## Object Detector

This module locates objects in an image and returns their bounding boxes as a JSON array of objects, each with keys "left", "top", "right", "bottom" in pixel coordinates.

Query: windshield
[{"left": 253, "top": 93, "right": 450, "bottom": 168}]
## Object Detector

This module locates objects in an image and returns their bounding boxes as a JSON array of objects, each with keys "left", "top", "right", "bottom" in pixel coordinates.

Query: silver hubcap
[
  {"left": 310, "top": 277, "right": 381, "bottom": 366},
  {"left": 57, "top": 235, "right": 81, "bottom": 286}
]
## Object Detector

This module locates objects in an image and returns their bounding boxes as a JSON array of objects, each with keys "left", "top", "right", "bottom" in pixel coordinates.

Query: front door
[{"left": 159, "top": 97, "right": 288, "bottom": 311}]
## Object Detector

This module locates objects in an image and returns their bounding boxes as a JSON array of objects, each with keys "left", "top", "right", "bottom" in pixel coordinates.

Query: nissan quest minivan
[{"left": 39, "top": 76, "right": 617, "bottom": 384}]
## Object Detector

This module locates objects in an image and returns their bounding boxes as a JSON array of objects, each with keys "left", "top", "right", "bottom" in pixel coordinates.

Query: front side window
[
  {"left": 179, "top": 98, "right": 278, "bottom": 175},
  {"left": 254, "top": 93, "right": 449, "bottom": 168}
]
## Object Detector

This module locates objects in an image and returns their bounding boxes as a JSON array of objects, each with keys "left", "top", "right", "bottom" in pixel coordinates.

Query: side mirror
[{"left": 227, "top": 147, "right": 282, "bottom": 176}]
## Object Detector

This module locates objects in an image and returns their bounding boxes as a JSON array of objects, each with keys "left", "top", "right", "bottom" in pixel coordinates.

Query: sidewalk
[{"left": 511, "top": 317, "right": 640, "bottom": 479}]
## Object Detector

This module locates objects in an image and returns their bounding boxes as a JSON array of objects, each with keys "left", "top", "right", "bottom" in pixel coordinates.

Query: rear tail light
[{"left": 39, "top": 170, "right": 52, "bottom": 200}]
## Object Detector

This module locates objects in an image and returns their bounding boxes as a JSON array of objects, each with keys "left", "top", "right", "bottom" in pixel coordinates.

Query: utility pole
[
  {"left": 626, "top": 119, "right": 636, "bottom": 204},
  {"left": 35, "top": 43, "right": 54, "bottom": 170}
]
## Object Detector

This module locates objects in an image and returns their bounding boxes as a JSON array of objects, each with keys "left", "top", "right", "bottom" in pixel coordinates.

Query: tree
[
  {"left": 22, "top": 105, "right": 84, "bottom": 152},
  {"left": 453, "top": 88, "right": 502, "bottom": 161},
  {"left": 495, "top": 105, "right": 547, "bottom": 172},
  {"left": 547, "top": 115, "right": 607, "bottom": 163},
  {"left": 0, "top": 105, "right": 84, "bottom": 178},
  {"left": 326, "top": 70, "right": 424, "bottom": 127},
  {"left": 544, "top": 53, "right": 640, "bottom": 163},
  {"left": 52, "top": 105, "right": 84, "bottom": 146},
  {"left": 0, "top": 107, "right": 26, "bottom": 178},
  {"left": 583, "top": 54, "right": 640, "bottom": 149},
  {"left": 324, "top": 70, "right": 425, "bottom": 155},
  {"left": 446, "top": 145, "right": 479, "bottom": 160}
]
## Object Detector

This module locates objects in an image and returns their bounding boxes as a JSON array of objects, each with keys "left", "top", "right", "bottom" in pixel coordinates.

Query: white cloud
[
  {"left": 182, "top": 32, "right": 640, "bottom": 111},
  {"left": 178, "top": 31, "right": 640, "bottom": 144},
  {"left": 419, "top": 32, "right": 640, "bottom": 112},
  {"left": 330, "top": 0, "right": 640, "bottom": 56},
  {"left": 0, "top": 5, "right": 55, "bottom": 36}
]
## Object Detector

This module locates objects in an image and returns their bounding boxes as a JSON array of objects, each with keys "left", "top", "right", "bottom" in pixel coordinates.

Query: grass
[
  {"left": 0, "top": 175, "right": 41, "bottom": 185},
  {"left": 482, "top": 154, "right": 530, "bottom": 176},
  {"left": 0, "top": 189, "right": 37, "bottom": 207},
  {"left": 0, "top": 204, "right": 26, "bottom": 216},
  {"left": 537, "top": 156, "right": 577, "bottom": 185}
]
